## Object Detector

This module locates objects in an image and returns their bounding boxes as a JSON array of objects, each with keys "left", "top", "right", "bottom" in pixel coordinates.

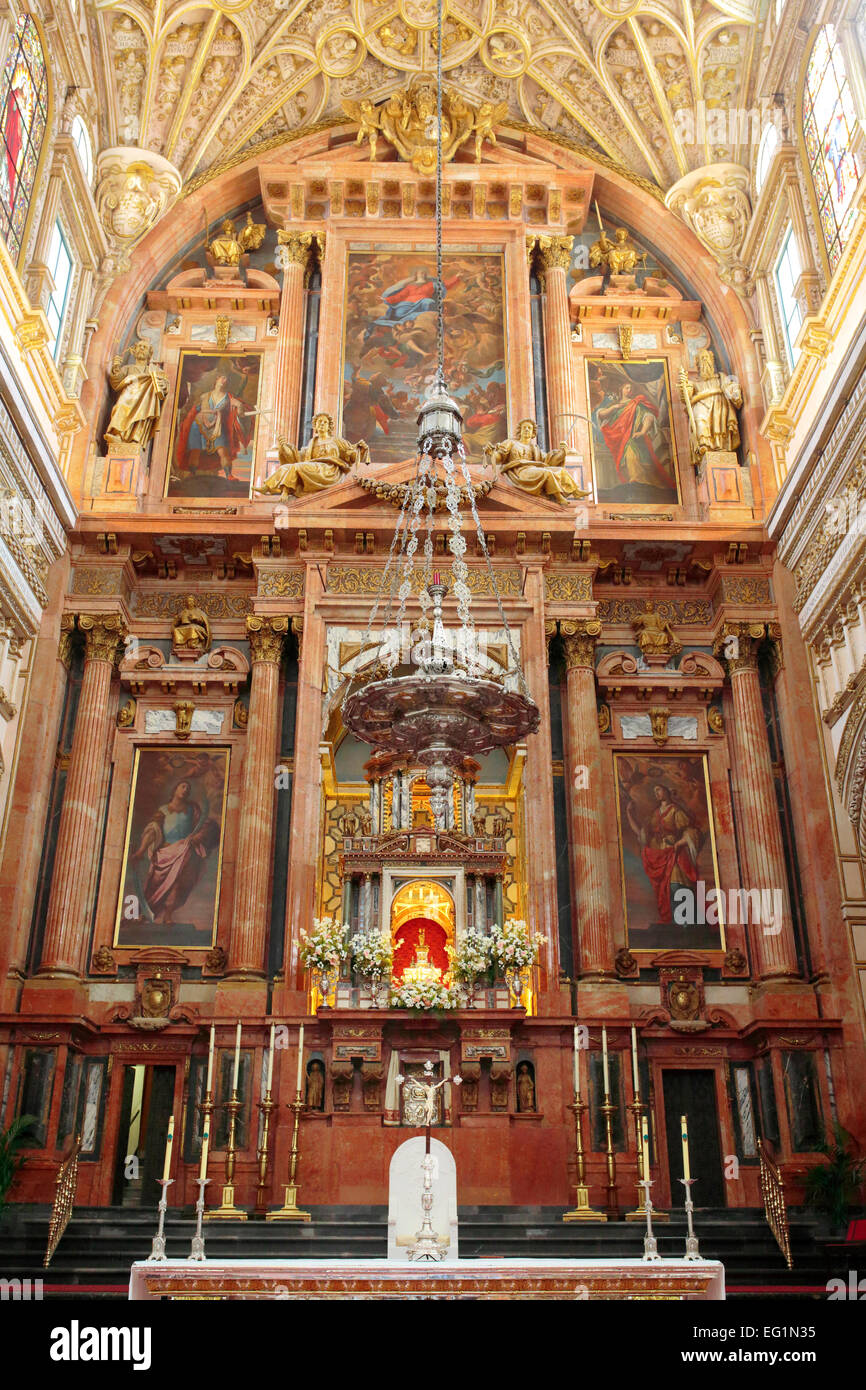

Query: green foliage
[
  {"left": 0, "top": 1115, "right": 37, "bottom": 1213},
  {"left": 802, "top": 1124, "right": 865, "bottom": 1230}
]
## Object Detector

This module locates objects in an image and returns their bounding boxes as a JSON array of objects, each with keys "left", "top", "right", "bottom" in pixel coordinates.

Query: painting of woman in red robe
[
  {"left": 116, "top": 749, "right": 229, "bottom": 949},
  {"left": 166, "top": 353, "right": 262, "bottom": 499},
  {"left": 615, "top": 753, "right": 722, "bottom": 950},
  {"left": 587, "top": 359, "right": 679, "bottom": 505}
]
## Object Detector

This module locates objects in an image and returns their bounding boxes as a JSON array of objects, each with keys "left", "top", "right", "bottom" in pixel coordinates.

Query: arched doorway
[{"left": 390, "top": 880, "right": 454, "bottom": 983}]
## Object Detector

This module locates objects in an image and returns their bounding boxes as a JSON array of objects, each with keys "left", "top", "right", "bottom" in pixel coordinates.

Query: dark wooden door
[
  {"left": 112, "top": 1064, "right": 176, "bottom": 1206},
  {"left": 662, "top": 1069, "right": 725, "bottom": 1207}
]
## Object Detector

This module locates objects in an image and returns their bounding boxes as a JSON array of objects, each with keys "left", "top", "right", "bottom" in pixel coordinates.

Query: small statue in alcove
[
  {"left": 305, "top": 1059, "right": 325, "bottom": 1111},
  {"left": 516, "top": 1062, "right": 536, "bottom": 1112}
]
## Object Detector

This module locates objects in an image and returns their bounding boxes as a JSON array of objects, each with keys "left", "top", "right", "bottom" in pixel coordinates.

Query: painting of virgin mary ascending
[
  {"left": 342, "top": 250, "right": 508, "bottom": 464},
  {"left": 586, "top": 358, "right": 679, "bottom": 505},
  {"left": 115, "top": 748, "right": 229, "bottom": 949}
]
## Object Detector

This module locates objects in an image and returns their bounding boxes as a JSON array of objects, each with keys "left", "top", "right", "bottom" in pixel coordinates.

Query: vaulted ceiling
[{"left": 87, "top": 0, "right": 762, "bottom": 191}]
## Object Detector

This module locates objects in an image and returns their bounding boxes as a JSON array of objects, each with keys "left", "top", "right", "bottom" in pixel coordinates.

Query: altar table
[{"left": 129, "top": 1257, "right": 725, "bottom": 1300}]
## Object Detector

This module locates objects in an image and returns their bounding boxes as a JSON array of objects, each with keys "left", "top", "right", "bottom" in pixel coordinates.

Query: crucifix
[{"left": 396, "top": 1059, "right": 462, "bottom": 1261}]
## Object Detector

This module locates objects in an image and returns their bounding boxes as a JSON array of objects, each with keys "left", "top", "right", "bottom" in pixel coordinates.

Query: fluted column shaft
[
  {"left": 272, "top": 231, "right": 319, "bottom": 446},
  {"left": 228, "top": 616, "right": 288, "bottom": 976},
  {"left": 537, "top": 236, "right": 577, "bottom": 446},
  {"left": 562, "top": 619, "right": 615, "bottom": 976},
  {"left": 722, "top": 626, "right": 799, "bottom": 978},
  {"left": 39, "top": 614, "right": 125, "bottom": 977}
]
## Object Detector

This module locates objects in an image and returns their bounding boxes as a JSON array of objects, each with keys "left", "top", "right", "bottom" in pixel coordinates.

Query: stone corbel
[
  {"left": 361, "top": 1061, "right": 385, "bottom": 1111},
  {"left": 458, "top": 1060, "right": 481, "bottom": 1111},
  {"left": 331, "top": 1058, "right": 354, "bottom": 1110},
  {"left": 489, "top": 1061, "right": 513, "bottom": 1111}
]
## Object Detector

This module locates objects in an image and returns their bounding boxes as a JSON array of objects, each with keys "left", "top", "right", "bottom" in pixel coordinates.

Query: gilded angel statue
[
  {"left": 474, "top": 101, "right": 507, "bottom": 161},
  {"left": 342, "top": 98, "right": 380, "bottom": 160}
]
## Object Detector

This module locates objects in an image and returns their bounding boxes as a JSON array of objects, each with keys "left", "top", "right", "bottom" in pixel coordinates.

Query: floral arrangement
[
  {"left": 349, "top": 930, "right": 393, "bottom": 979},
  {"left": 449, "top": 929, "right": 492, "bottom": 985},
  {"left": 390, "top": 978, "right": 458, "bottom": 1011},
  {"left": 488, "top": 918, "right": 543, "bottom": 973},
  {"left": 299, "top": 917, "right": 349, "bottom": 973}
]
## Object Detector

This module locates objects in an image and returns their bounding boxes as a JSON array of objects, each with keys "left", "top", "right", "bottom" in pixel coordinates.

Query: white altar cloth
[{"left": 129, "top": 1256, "right": 725, "bottom": 1301}]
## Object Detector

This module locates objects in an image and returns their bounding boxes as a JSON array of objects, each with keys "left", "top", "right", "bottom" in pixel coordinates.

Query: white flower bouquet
[
  {"left": 299, "top": 916, "right": 349, "bottom": 973},
  {"left": 488, "top": 918, "right": 543, "bottom": 973},
  {"left": 390, "top": 978, "right": 458, "bottom": 1011},
  {"left": 349, "top": 930, "right": 393, "bottom": 979}
]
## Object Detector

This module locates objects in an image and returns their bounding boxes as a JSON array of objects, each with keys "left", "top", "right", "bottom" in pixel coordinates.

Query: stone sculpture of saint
[
  {"left": 104, "top": 340, "right": 169, "bottom": 451},
  {"left": 517, "top": 1062, "right": 536, "bottom": 1112},
  {"left": 633, "top": 601, "right": 681, "bottom": 661},
  {"left": 484, "top": 419, "right": 590, "bottom": 505},
  {"left": 589, "top": 226, "right": 646, "bottom": 276},
  {"left": 256, "top": 412, "right": 370, "bottom": 500},
  {"left": 206, "top": 212, "right": 266, "bottom": 268},
  {"left": 305, "top": 1060, "right": 325, "bottom": 1110},
  {"left": 680, "top": 349, "right": 742, "bottom": 460}
]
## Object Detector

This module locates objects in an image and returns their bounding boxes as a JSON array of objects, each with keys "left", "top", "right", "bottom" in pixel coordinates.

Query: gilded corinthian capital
[
  {"left": 560, "top": 618, "right": 602, "bottom": 670},
  {"left": 276, "top": 230, "right": 323, "bottom": 270},
  {"left": 247, "top": 615, "right": 289, "bottom": 664},
  {"left": 78, "top": 612, "right": 128, "bottom": 666},
  {"left": 533, "top": 234, "right": 574, "bottom": 274},
  {"left": 713, "top": 621, "right": 772, "bottom": 675}
]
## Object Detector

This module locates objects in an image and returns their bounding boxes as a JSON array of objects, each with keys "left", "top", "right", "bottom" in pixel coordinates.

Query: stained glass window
[
  {"left": 775, "top": 225, "right": 804, "bottom": 368},
  {"left": 756, "top": 122, "right": 780, "bottom": 192},
  {"left": 0, "top": 16, "right": 48, "bottom": 261},
  {"left": 803, "top": 24, "right": 861, "bottom": 271}
]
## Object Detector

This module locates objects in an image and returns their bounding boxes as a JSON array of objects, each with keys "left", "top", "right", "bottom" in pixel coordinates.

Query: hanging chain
[{"left": 435, "top": 0, "right": 444, "bottom": 384}]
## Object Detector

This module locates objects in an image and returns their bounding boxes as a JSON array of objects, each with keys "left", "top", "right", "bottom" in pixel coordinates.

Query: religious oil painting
[
  {"left": 115, "top": 748, "right": 229, "bottom": 950},
  {"left": 341, "top": 250, "right": 507, "bottom": 464},
  {"left": 614, "top": 752, "right": 724, "bottom": 951},
  {"left": 165, "top": 352, "right": 263, "bottom": 499},
  {"left": 586, "top": 358, "right": 680, "bottom": 506}
]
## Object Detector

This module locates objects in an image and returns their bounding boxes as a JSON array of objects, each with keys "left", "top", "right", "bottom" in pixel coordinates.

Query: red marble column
[
  {"left": 273, "top": 230, "right": 319, "bottom": 446},
  {"left": 537, "top": 235, "right": 577, "bottom": 446},
  {"left": 520, "top": 568, "right": 559, "bottom": 987},
  {"left": 227, "top": 616, "right": 288, "bottom": 977},
  {"left": 720, "top": 623, "right": 799, "bottom": 979},
  {"left": 38, "top": 613, "right": 125, "bottom": 978},
  {"left": 282, "top": 566, "right": 325, "bottom": 1001},
  {"left": 561, "top": 618, "right": 615, "bottom": 977}
]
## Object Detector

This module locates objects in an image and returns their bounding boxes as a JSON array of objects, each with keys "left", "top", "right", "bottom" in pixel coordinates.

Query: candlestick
[
  {"left": 639, "top": 1176, "right": 660, "bottom": 1262},
  {"left": 562, "top": 1092, "right": 606, "bottom": 1223},
  {"left": 161, "top": 1114, "right": 174, "bottom": 1182},
  {"left": 295, "top": 1022, "right": 305, "bottom": 1094},
  {"left": 625, "top": 1099, "right": 668, "bottom": 1223},
  {"left": 266, "top": 1021, "right": 275, "bottom": 1092},
  {"left": 188, "top": 1178, "right": 210, "bottom": 1261},
  {"left": 267, "top": 1091, "right": 311, "bottom": 1222},
  {"left": 631, "top": 1025, "right": 639, "bottom": 1094},
  {"left": 601, "top": 1025, "right": 610, "bottom": 1097},
  {"left": 146, "top": 1178, "right": 174, "bottom": 1261},
  {"left": 572, "top": 1025, "right": 580, "bottom": 1097},
  {"left": 678, "top": 1177, "right": 701, "bottom": 1260},
  {"left": 600, "top": 1091, "right": 619, "bottom": 1216},
  {"left": 205, "top": 1024, "right": 215, "bottom": 1094},
  {"left": 681, "top": 1113, "right": 691, "bottom": 1181},
  {"left": 204, "top": 1088, "right": 248, "bottom": 1221},
  {"left": 256, "top": 1089, "right": 277, "bottom": 1214},
  {"left": 232, "top": 1020, "right": 242, "bottom": 1092}
]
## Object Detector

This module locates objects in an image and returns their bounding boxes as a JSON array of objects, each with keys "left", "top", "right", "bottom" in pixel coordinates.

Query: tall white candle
[
  {"left": 572, "top": 1025, "right": 580, "bottom": 1097},
  {"left": 681, "top": 1114, "right": 691, "bottom": 1181},
  {"left": 162, "top": 1114, "right": 174, "bottom": 1182},
  {"left": 601, "top": 1025, "right": 610, "bottom": 1097},
  {"left": 232, "top": 1020, "right": 241, "bottom": 1092},
  {"left": 266, "top": 1021, "right": 275, "bottom": 1092},
  {"left": 199, "top": 1117, "right": 210, "bottom": 1182},
  {"left": 205, "top": 1024, "right": 215, "bottom": 1094},
  {"left": 295, "top": 1023, "right": 305, "bottom": 1094},
  {"left": 641, "top": 1115, "right": 651, "bottom": 1177},
  {"left": 631, "top": 1025, "right": 640, "bottom": 1094}
]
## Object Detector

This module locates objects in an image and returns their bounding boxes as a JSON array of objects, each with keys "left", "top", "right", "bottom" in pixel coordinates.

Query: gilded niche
[{"left": 342, "top": 79, "right": 506, "bottom": 173}]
